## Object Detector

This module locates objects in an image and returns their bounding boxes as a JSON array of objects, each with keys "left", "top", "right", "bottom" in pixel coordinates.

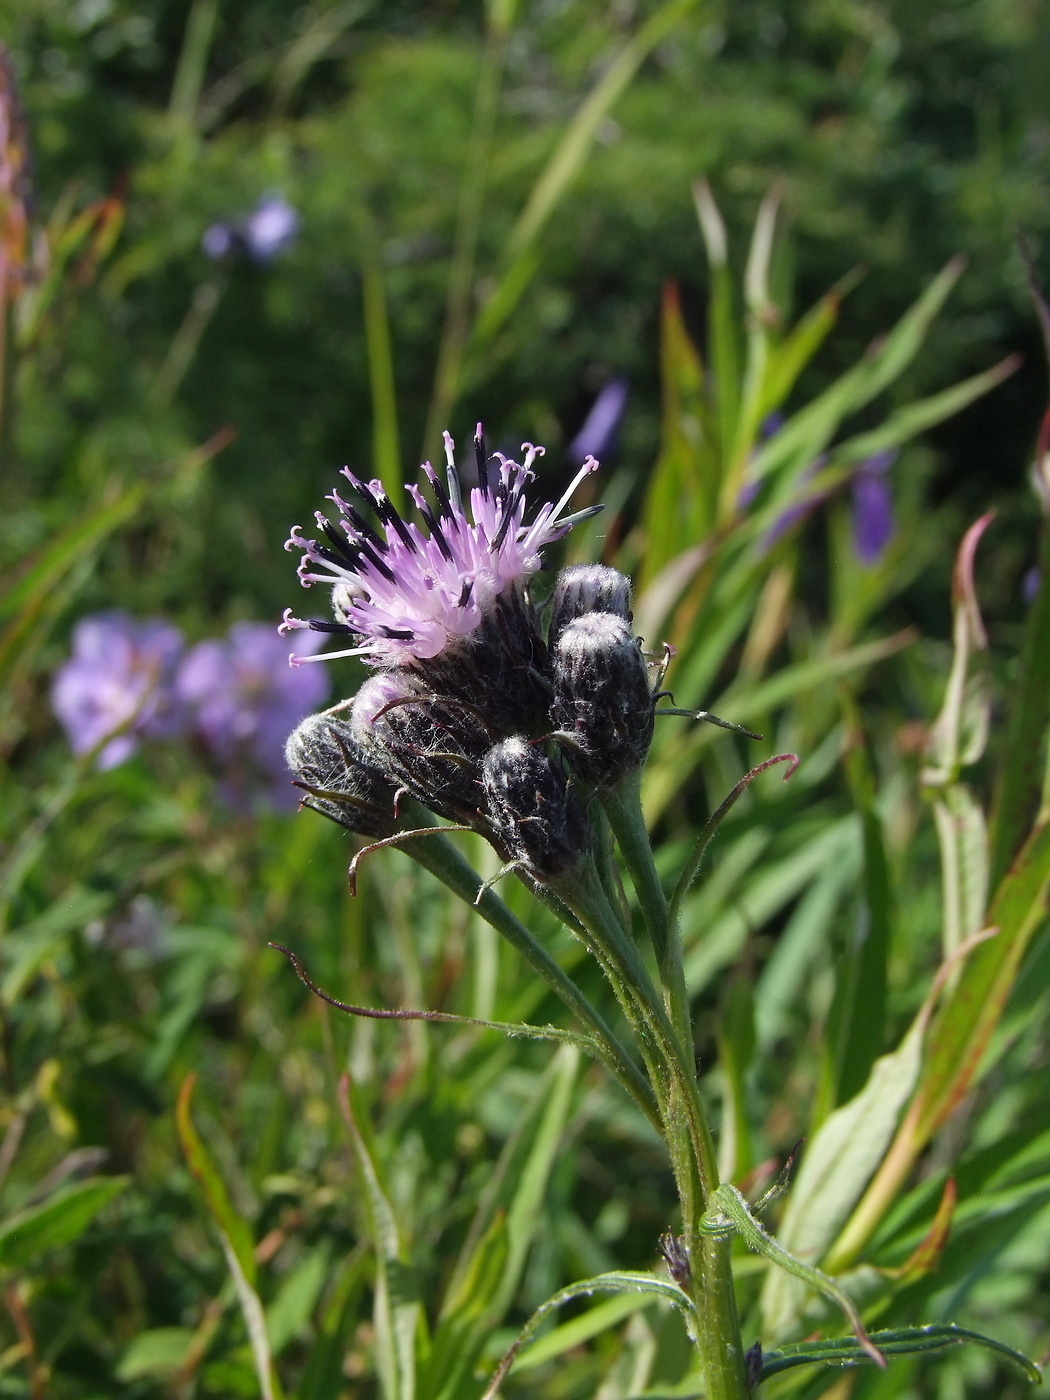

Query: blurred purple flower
[
  {"left": 1023, "top": 567, "right": 1040, "bottom": 604},
  {"left": 243, "top": 195, "right": 299, "bottom": 262},
  {"left": 177, "top": 622, "right": 329, "bottom": 807},
  {"left": 51, "top": 613, "right": 184, "bottom": 771},
  {"left": 761, "top": 455, "right": 829, "bottom": 551},
  {"left": 851, "top": 450, "right": 897, "bottom": 566},
  {"left": 202, "top": 195, "right": 300, "bottom": 266},
  {"left": 569, "top": 377, "right": 628, "bottom": 464}
]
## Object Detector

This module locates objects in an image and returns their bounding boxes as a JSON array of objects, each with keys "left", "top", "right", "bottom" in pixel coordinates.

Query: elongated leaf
[
  {"left": 0, "top": 1176, "right": 127, "bottom": 1270},
  {"left": 825, "top": 356, "right": 1019, "bottom": 473},
  {"left": 510, "top": 1291, "right": 659, "bottom": 1373},
  {"left": 748, "top": 257, "right": 966, "bottom": 487},
  {"left": 220, "top": 1230, "right": 281, "bottom": 1400},
  {"left": 757, "top": 1324, "right": 1041, "bottom": 1383},
  {"left": 115, "top": 1328, "right": 195, "bottom": 1382},
  {"left": 471, "top": 0, "right": 697, "bottom": 350},
  {"left": 647, "top": 631, "right": 914, "bottom": 822},
  {"left": 340, "top": 1074, "right": 420, "bottom": 1400},
  {"left": 912, "top": 817, "right": 1050, "bottom": 1144},
  {"left": 761, "top": 1013, "right": 926, "bottom": 1340},
  {"left": 176, "top": 1074, "right": 256, "bottom": 1286},
  {"left": 481, "top": 1271, "right": 694, "bottom": 1399}
]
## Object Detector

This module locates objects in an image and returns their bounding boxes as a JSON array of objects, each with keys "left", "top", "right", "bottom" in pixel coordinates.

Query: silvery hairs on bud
[
  {"left": 350, "top": 670, "right": 492, "bottom": 825},
  {"left": 482, "top": 737, "right": 591, "bottom": 883},
  {"left": 549, "top": 612, "right": 655, "bottom": 788},
  {"left": 548, "top": 564, "right": 632, "bottom": 647},
  {"left": 285, "top": 712, "right": 396, "bottom": 838}
]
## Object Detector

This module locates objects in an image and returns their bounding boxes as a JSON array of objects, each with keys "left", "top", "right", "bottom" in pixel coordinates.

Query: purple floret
[
  {"left": 851, "top": 450, "right": 897, "bottom": 566},
  {"left": 177, "top": 622, "right": 329, "bottom": 806},
  {"left": 51, "top": 612, "right": 184, "bottom": 770}
]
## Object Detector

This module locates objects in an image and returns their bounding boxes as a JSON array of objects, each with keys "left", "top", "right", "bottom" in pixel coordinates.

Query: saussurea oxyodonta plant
[{"left": 271, "top": 427, "right": 1043, "bottom": 1399}]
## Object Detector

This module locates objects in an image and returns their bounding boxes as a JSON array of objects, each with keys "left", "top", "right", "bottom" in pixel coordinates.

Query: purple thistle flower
[
  {"left": 281, "top": 424, "right": 602, "bottom": 668},
  {"left": 569, "top": 377, "right": 628, "bottom": 464},
  {"left": 177, "top": 622, "right": 329, "bottom": 805},
  {"left": 51, "top": 612, "right": 184, "bottom": 771},
  {"left": 851, "top": 450, "right": 897, "bottom": 566}
]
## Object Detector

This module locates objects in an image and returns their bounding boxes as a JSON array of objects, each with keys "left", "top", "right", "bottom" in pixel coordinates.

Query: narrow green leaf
[
  {"left": 471, "top": 0, "right": 698, "bottom": 349},
  {"left": 0, "top": 1176, "right": 128, "bottom": 1271},
  {"left": 480, "top": 1271, "right": 695, "bottom": 1400},
  {"left": 761, "top": 1013, "right": 926, "bottom": 1340},
  {"left": 510, "top": 1292, "right": 658, "bottom": 1373},
  {"left": 757, "top": 1324, "right": 1041, "bottom": 1384},
  {"left": 340, "top": 1074, "right": 420, "bottom": 1400},
  {"left": 176, "top": 1074, "right": 256, "bottom": 1286},
  {"left": 265, "top": 1245, "right": 331, "bottom": 1356},
  {"left": 913, "top": 817, "right": 1050, "bottom": 1145},
  {"left": 115, "top": 1328, "right": 195, "bottom": 1382}
]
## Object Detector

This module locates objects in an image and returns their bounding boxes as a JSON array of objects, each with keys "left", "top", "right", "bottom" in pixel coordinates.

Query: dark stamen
[
  {"left": 309, "top": 619, "right": 358, "bottom": 634},
  {"left": 353, "top": 534, "right": 397, "bottom": 583},
  {"left": 371, "top": 492, "right": 416, "bottom": 550},
  {"left": 377, "top": 626, "right": 416, "bottom": 639},
  {"left": 321, "top": 519, "right": 359, "bottom": 563},
  {"left": 490, "top": 477, "right": 527, "bottom": 552},
  {"left": 475, "top": 426, "right": 489, "bottom": 496},
  {"left": 418, "top": 501, "right": 454, "bottom": 562},
  {"left": 458, "top": 580, "right": 473, "bottom": 608},
  {"left": 424, "top": 462, "right": 454, "bottom": 519},
  {"left": 313, "top": 541, "right": 360, "bottom": 570}
]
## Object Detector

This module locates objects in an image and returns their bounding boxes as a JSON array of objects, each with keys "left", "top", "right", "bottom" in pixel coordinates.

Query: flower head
[
  {"left": 282, "top": 425, "right": 600, "bottom": 667},
  {"left": 177, "top": 622, "right": 329, "bottom": 805},
  {"left": 51, "top": 612, "right": 184, "bottom": 770}
]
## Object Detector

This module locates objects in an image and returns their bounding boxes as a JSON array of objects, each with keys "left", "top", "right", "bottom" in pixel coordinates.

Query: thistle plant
[{"left": 276, "top": 425, "right": 1047, "bottom": 1399}]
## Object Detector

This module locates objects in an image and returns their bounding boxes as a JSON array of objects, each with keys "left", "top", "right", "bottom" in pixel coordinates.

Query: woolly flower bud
[
  {"left": 350, "top": 670, "right": 489, "bottom": 822},
  {"left": 285, "top": 711, "right": 395, "bottom": 837},
  {"left": 548, "top": 564, "right": 632, "bottom": 646},
  {"left": 549, "top": 612, "right": 654, "bottom": 787},
  {"left": 482, "top": 737, "right": 590, "bottom": 882}
]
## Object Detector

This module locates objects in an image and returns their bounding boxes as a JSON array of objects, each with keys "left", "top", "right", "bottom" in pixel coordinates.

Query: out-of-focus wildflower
[
  {"left": 0, "top": 44, "right": 30, "bottom": 300},
  {"left": 738, "top": 413, "right": 786, "bottom": 510},
  {"left": 569, "top": 377, "right": 628, "bottom": 464},
  {"left": 1023, "top": 567, "right": 1040, "bottom": 604},
  {"left": 851, "top": 449, "right": 897, "bottom": 566},
  {"left": 177, "top": 622, "right": 329, "bottom": 806},
  {"left": 202, "top": 194, "right": 299, "bottom": 266},
  {"left": 281, "top": 424, "right": 601, "bottom": 667},
  {"left": 51, "top": 613, "right": 184, "bottom": 770}
]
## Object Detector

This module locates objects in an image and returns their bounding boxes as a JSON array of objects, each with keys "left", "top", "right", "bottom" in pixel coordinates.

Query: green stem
[
  {"left": 400, "top": 830, "right": 660, "bottom": 1131},
  {"left": 602, "top": 772, "right": 693, "bottom": 1052},
  {"left": 553, "top": 859, "right": 749, "bottom": 1400}
]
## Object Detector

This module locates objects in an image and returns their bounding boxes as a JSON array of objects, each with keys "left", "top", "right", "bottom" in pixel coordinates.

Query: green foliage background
[{"left": 0, "top": 2, "right": 1049, "bottom": 1397}]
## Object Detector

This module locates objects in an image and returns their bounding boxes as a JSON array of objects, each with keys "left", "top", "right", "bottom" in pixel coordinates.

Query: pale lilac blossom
[
  {"left": 51, "top": 613, "right": 184, "bottom": 770},
  {"left": 282, "top": 425, "right": 601, "bottom": 668},
  {"left": 202, "top": 195, "right": 299, "bottom": 265},
  {"left": 569, "top": 377, "right": 627, "bottom": 464},
  {"left": 177, "top": 623, "right": 329, "bottom": 804}
]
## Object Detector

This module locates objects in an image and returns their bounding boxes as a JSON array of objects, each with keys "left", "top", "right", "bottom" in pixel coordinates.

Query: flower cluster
[
  {"left": 52, "top": 614, "right": 328, "bottom": 807},
  {"left": 284, "top": 428, "right": 659, "bottom": 888}
]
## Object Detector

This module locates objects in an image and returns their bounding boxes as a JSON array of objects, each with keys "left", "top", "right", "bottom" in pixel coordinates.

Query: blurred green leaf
[
  {"left": 0, "top": 1176, "right": 127, "bottom": 1271},
  {"left": 115, "top": 1327, "right": 195, "bottom": 1382}
]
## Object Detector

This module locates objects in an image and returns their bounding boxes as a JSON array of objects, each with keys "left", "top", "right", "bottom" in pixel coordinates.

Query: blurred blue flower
[
  {"left": 51, "top": 612, "right": 184, "bottom": 770},
  {"left": 851, "top": 450, "right": 897, "bottom": 566},
  {"left": 176, "top": 622, "right": 329, "bottom": 807},
  {"left": 243, "top": 195, "right": 299, "bottom": 262},
  {"left": 202, "top": 194, "right": 300, "bottom": 266},
  {"left": 569, "top": 377, "right": 628, "bottom": 464},
  {"left": 738, "top": 413, "right": 786, "bottom": 509},
  {"left": 1023, "top": 567, "right": 1040, "bottom": 604}
]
